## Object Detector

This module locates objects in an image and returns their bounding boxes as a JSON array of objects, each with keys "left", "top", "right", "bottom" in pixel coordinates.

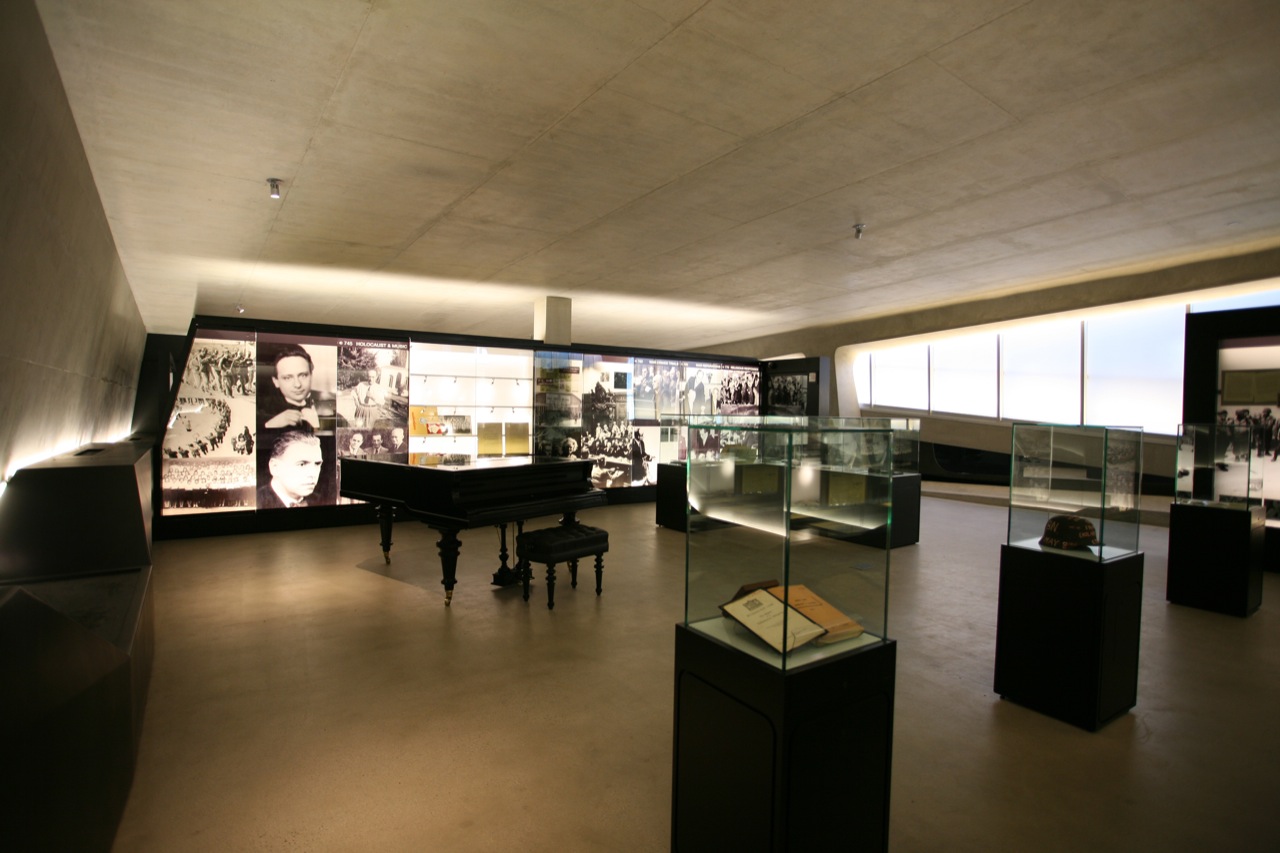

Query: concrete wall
[{"left": 0, "top": 0, "right": 146, "bottom": 481}]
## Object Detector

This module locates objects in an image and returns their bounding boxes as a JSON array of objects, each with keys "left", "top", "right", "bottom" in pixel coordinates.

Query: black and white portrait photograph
[{"left": 256, "top": 336, "right": 339, "bottom": 434}]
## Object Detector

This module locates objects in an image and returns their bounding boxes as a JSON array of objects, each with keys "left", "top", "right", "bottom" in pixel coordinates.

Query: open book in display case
[{"left": 672, "top": 419, "right": 895, "bottom": 853}]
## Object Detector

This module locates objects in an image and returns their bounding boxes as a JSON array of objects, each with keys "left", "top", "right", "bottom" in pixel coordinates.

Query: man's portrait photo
[
  {"left": 256, "top": 429, "right": 331, "bottom": 509},
  {"left": 257, "top": 339, "right": 339, "bottom": 433}
]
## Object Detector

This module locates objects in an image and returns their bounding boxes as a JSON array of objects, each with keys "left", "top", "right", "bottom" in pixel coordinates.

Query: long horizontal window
[
  {"left": 855, "top": 300, "right": 1201, "bottom": 434},
  {"left": 1000, "top": 319, "right": 1082, "bottom": 424},
  {"left": 930, "top": 332, "right": 998, "bottom": 418}
]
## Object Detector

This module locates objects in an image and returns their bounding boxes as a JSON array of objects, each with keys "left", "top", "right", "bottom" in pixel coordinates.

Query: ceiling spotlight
[
  {"left": 853, "top": 223, "right": 866, "bottom": 239},
  {"left": 267, "top": 178, "right": 282, "bottom": 199},
  {"left": 235, "top": 302, "right": 245, "bottom": 314}
]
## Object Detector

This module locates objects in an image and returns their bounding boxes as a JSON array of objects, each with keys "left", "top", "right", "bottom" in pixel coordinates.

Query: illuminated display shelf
[{"left": 408, "top": 343, "right": 534, "bottom": 462}]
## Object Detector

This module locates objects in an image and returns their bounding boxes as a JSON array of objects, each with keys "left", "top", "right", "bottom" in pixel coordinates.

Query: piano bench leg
[
  {"left": 521, "top": 559, "right": 533, "bottom": 602},
  {"left": 569, "top": 558, "right": 579, "bottom": 589},
  {"left": 595, "top": 553, "right": 604, "bottom": 596},
  {"left": 546, "top": 563, "right": 557, "bottom": 610}
]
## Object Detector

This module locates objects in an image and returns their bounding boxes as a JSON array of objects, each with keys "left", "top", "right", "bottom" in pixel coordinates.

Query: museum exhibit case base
[
  {"left": 1167, "top": 502, "right": 1264, "bottom": 617},
  {"left": 671, "top": 625, "right": 895, "bottom": 853},
  {"left": 655, "top": 461, "right": 687, "bottom": 530},
  {"left": 1265, "top": 526, "right": 1280, "bottom": 573},
  {"left": 994, "top": 545, "right": 1143, "bottom": 731},
  {"left": 852, "top": 472, "right": 920, "bottom": 548}
]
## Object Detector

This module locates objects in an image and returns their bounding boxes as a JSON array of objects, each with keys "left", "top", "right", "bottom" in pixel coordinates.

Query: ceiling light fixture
[
  {"left": 267, "top": 178, "right": 282, "bottom": 199},
  {"left": 235, "top": 302, "right": 245, "bottom": 314},
  {"left": 853, "top": 223, "right": 866, "bottom": 239}
]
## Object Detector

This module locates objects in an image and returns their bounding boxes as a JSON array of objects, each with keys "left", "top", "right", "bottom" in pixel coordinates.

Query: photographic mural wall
[{"left": 159, "top": 326, "right": 759, "bottom": 514}]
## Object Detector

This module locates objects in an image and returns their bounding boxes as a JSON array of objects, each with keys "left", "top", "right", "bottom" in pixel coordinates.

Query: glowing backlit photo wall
[
  {"left": 159, "top": 324, "right": 760, "bottom": 513},
  {"left": 161, "top": 330, "right": 409, "bottom": 513}
]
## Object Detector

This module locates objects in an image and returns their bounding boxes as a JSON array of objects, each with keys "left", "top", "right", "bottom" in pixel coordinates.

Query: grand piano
[{"left": 339, "top": 456, "right": 606, "bottom": 605}]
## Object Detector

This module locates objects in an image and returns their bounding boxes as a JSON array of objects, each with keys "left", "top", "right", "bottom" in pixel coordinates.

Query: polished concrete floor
[{"left": 114, "top": 498, "right": 1280, "bottom": 852}]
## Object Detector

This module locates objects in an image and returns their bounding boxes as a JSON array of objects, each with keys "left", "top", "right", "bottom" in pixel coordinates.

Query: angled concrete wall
[{"left": 0, "top": 0, "right": 146, "bottom": 480}]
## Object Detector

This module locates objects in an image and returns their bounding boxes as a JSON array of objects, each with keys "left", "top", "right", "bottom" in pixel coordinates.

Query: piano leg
[
  {"left": 491, "top": 523, "right": 519, "bottom": 586},
  {"left": 376, "top": 503, "right": 395, "bottom": 564},
  {"left": 435, "top": 527, "right": 462, "bottom": 606}
]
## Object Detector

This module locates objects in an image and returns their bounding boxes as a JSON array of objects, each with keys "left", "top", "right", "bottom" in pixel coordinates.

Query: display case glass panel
[
  {"left": 1008, "top": 423, "right": 1143, "bottom": 561},
  {"left": 657, "top": 413, "right": 687, "bottom": 464},
  {"left": 1174, "top": 423, "right": 1261, "bottom": 508},
  {"left": 812, "top": 417, "right": 919, "bottom": 474},
  {"left": 684, "top": 419, "right": 892, "bottom": 671},
  {"left": 408, "top": 343, "right": 534, "bottom": 464}
]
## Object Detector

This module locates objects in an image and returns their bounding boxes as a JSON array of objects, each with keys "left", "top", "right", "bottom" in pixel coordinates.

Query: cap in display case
[{"left": 1007, "top": 423, "right": 1143, "bottom": 562}]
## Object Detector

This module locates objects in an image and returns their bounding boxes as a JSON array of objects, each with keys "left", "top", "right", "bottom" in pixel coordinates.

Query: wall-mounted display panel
[
  {"left": 161, "top": 327, "right": 410, "bottom": 514},
  {"left": 535, "top": 353, "right": 759, "bottom": 490},
  {"left": 159, "top": 320, "right": 760, "bottom": 516}
]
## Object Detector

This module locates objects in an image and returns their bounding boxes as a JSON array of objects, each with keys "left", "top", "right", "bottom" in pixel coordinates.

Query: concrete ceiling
[{"left": 35, "top": 0, "right": 1280, "bottom": 351}]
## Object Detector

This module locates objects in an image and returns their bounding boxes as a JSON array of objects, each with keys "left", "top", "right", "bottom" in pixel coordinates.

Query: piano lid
[{"left": 338, "top": 455, "right": 605, "bottom": 527}]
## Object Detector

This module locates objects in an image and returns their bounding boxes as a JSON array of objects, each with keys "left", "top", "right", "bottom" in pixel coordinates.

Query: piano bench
[{"left": 516, "top": 523, "right": 610, "bottom": 610}]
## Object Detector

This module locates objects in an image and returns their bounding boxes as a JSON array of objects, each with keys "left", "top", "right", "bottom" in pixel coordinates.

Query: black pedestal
[
  {"left": 851, "top": 473, "right": 920, "bottom": 548},
  {"left": 994, "top": 545, "right": 1143, "bottom": 731},
  {"left": 656, "top": 462, "right": 687, "bottom": 530},
  {"left": 0, "top": 566, "right": 153, "bottom": 852},
  {"left": 672, "top": 625, "right": 896, "bottom": 853},
  {"left": 1167, "top": 502, "right": 1264, "bottom": 617},
  {"left": 889, "top": 473, "right": 921, "bottom": 547}
]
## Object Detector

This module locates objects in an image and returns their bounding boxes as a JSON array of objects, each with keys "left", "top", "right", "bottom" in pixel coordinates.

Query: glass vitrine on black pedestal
[
  {"left": 672, "top": 420, "right": 895, "bottom": 853},
  {"left": 993, "top": 423, "right": 1144, "bottom": 731},
  {"left": 1167, "top": 423, "right": 1264, "bottom": 617},
  {"left": 831, "top": 417, "right": 920, "bottom": 547}
]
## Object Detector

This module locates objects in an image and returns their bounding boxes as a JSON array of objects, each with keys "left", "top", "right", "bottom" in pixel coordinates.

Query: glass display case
[
  {"left": 1174, "top": 422, "right": 1262, "bottom": 509},
  {"left": 683, "top": 419, "right": 892, "bottom": 670},
  {"left": 657, "top": 413, "right": 687, "bottom": 465},
  {"left": 1167, "top": 422, "right": 1265, "bottom": 617},
  {"left": 1007, "top": 423, "right": 1143, "bottom": 562},
  {"left": 808, "top": 417, "right": 919, "bottom": 473}
]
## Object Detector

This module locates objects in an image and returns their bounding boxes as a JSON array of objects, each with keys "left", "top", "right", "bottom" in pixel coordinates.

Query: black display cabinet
[
  {"left": 655, "top": 461, "right": 687, "bottom": 530},
  {"left": 1166, "top": 423, "right": 1266, "bottom": 616},
  {"left": 994, "top": 545, "right": 1143, "bottom": 731},
  {"left": 0, "top": 438, "right": 155, "bottom": 850},
  {"left": 1167, "top": 502, "right": 1264, "bottom": 616},
  {"left": 673, "top": 626, "right": 895, "bottom": 852}
]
